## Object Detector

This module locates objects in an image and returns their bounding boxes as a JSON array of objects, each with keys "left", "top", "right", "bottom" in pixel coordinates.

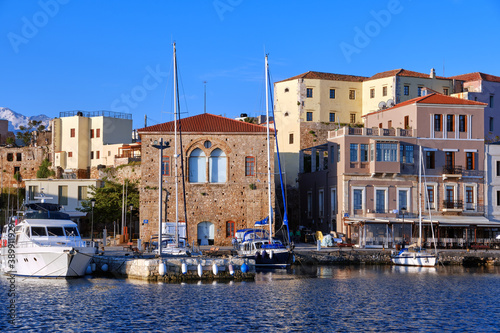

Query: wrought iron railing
[
  {"left": 442, "top": 166, "right": 463, "bottom": 174},
  {"left": 442, "top": 200, "right": 463, "bottom": 209}
]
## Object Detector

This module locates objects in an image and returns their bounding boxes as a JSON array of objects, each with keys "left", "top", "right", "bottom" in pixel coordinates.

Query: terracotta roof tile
[
  {"left": 137, "top": 113, "right": 273, "bottom": 134},
  {"left": 450, "top": 72, "right": 500, "bottom": 83},
  {"left": 277, "top": 71, "right": 367, "bottom": 83},
  {"left": 363, "top": 93, "right": 487, "bottom": 117},
  {"left": 367, "top": 68, "right": 448, "bottom": 80}
]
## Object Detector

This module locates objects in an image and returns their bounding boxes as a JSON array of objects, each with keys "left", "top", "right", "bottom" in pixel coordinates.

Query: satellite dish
[
  {"left": 378, "top": 101, "right": 387, "bottom": 110},
  {"left": 387, "top": 99, "right": 395, "bottom": 108}
]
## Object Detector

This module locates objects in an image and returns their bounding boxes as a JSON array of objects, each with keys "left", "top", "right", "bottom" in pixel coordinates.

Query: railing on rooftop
[
  {"left": 59, "top": 110, "right": 132, "bottom": 120},
  {"left": 329, "top": 126, "right": 415, "bottom": 139}
]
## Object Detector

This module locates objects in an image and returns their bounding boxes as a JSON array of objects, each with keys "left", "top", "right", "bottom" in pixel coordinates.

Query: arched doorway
[{"left": 197, "top": 222, "right": 214, "bottom": 245}]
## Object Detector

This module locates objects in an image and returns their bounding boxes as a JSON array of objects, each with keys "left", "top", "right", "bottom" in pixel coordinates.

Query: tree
[
  {"left": 36, "top": 158, "right": 55, "bottom": 178},
  {"left": 5, "top": 137, "right": 15, "bottom": 146},
  {"left": 78, "top": 179, "right": 139, "bottom": 233},
  {"left": 16, "top": 120, "right": 46, "bottom": 146}
]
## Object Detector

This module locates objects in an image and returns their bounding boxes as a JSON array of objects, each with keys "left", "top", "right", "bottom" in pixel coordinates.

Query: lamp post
[
  {"left": 91, "top": 198, "right": 96, "bottom": 243},
  {"left": 129, "top": 204, "right": 133, "bottom": 243},
  {"left": 401, "top": 207, "right": 407, "bottom": 248}
]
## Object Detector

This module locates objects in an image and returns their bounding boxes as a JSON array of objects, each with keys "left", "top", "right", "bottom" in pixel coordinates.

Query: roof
[
  {"left": 137, "top": 113, "right": 273, "bottom": 134},
  {"left": 363, "top": 93, "right": 487, "bottom": 117},
  {"left": 277, "top": 71, "right": 367, "bottom": 83},
  {"left": 449, "top": 72, "right": 500, "bottom": 83},
  {"left": 367, "top": 68, "right": 448, "bottom": 80}
]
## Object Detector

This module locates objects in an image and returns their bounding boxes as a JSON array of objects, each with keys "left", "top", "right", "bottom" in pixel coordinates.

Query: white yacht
[{"left": 0, "top": 203, "right": 95, "bottom": 278}]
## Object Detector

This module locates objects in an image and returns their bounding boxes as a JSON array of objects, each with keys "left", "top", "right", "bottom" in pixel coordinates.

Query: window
[
  {"left": 349, "top": 90, "right": 355, "bottom": 100},
  {"left": 382, "top": 86, "right": 387, "bottom": 96},
  {"left": 330, "top": 146, "right": 335, "bottom": 164},
  {"left": 337, "top": 146, "right": 341, "bottom": 162},
  {"left": 96, "top": 151, "right": 100, "bottom": 159},
  {"left": 90, "top": 129, "right": 94, "bottom": 138},
  {"left": 360, "top": 144, "right": 368, "bottom": 162},
  {"left": 329, "top": 113, "right": 335, "bottom": 122},
  {"left": 306, "top": 88, "right": 313, "bottom": 98},
  {"left": 16, "top": 153, "right": 22, "bottom": 161},
  {"left": 443, "top": 88, "right": 449, "bottom": 95},
  {"left": 466, "top": 152, "right": 475, "bottom": 170},
  {"left": 353, "top": 189, "right": 363, "bottom": 211},
  {"left": 331, "top": 188, "right": 337, "bottom": 215},
  {"left": 226, "top": 221, "right": 235, "bottom": 238},
  {"left": 497, "top": 161, "right": 500, "bottom": 177},
  {"left": 398, "top": 190, "right": 408, "bottom": 212},
  {"left": 490, "top": 95, "right": 494, "bottom": 108},
  {"left": 459, "top": 115, "right": 467, "bottom": 132},
  {"left": 376, "top": 189, "right": 386, "bottom": 213},
  {"left": 13, "top": 166, "right": 20, "bottom": 176},
  {"left": 6, "top": 153, "right": 13, "bottom": 161},
  {"left": 188, "top": 148, "right": 207, "bottom": 183},
  {"left": 306, "top": 112, "right": 313, "bottom": 121},
  {"left": 405, "top": 145, "right": 414, "bottom": 164},
  {"left": 245, "top": 157, "right": 255, "bottom": 176},
  {"left": 58, "top": 186, "right": 68, "bottom": 206},
  {"left": 427, "top": 185, "right": 435, "bottom": 209},
  {"left": 289, "top": 133, "right": 294, "bottom": 144},
  {"left": 445, "top": 152, "right": 455, "bottom": 169},
  {"left": 90, "top": 151, "right": 94, "bottom": 160},
  {"left": 204, "top": 141, "right": 212, "bottom": 149},
  {"left": 370, "top": 88, "right": 375, "bottom": 98},
  {"left": 497, "top": 191, "right": 500, "bottom": 206},
  {"left": 96, "top": 129, "right": 100, "bottom": 138},
  {"left": 445, "top": 186, "right": 455, "bottom": 207},
  {"left": 209, "top": 148, "right": 227, "bottom": 183},
  {"left": 465, "top": 186, "right": 474, "bottom": 210},
  {"left": 490, "top": 117, "right": 494, "bottom": 132},
  {"left": 426, "top": 151, "right": 435, "bottom": 169},
  {"left": 70, "top": 128, "right": 75, "bottom": 137},
  {"left": 307, "top": 192, "right": 312, "bottom": 218},
  {"left": 388, "top": 120, "right": 392, "bottom": 128},
  {"left": 28, "top": 186, "right": 38, "bottom": 200},
  {"left": 318, "top": 190, "right": 324, "bottom": 217},
  {"left": 376, "top": 143, "right": 397, "bottom": 162},
  {"left": 350, "top": 114, "right": 356, "bottom": 124},
  {"left": 68, "top": 152, "right": 73, "bottom": 158},
  {"left": 350, "top": 144, "right": 358, "bottom": 162},
  {"left": 418, "top": 87, "right": 422, "bottom": 97},
  {"left": 330, "top": 89, "right": 335, "bottom": 99},
  {"left": 162, "top": 156, "right": 170, "bottom": 176},
  {"left": 404, "top": 116, "right": 409, "bottom": 129},
  {"left": 78, "top": 186, "right": 88, "bottom": 201},
  {"left": 434, "top": 114, "right": 442, "bottom": 131},
  {"left": 404, "top": 85, "right": 409, "bottom": 96},
  {"left": 446, "top": 115, "right": 454, "bottom": 132}
]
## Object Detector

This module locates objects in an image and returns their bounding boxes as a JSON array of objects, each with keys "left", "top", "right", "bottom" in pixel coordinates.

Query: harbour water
[{"left": 1, "top": 265, "right": 500, "bottom": 332}]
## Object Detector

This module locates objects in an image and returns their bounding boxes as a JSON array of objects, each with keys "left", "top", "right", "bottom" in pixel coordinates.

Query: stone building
[
  {"left": 137, "top": 113, "right": 276, "bottom": 246},
  {"left": 0, "top": 146, "right": 49, "bottom": 188}
]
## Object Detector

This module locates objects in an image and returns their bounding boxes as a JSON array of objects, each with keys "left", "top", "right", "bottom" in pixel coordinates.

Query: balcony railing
[
  {"left": 442, "top": 166, "right": 463, "bottom": 175},
  {"left": 442, "top": 200, "right": 463, "bottom": 210}
]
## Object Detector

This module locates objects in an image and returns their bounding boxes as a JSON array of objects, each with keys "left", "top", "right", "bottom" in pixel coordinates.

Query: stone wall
[
  {"left": 0, "top": 146, "right": 49, "bottom": 188},
  {"left": 139, "top": 132, "right": 275, "bottom": 246},
  {"left": 300, "top": 122, "right": 341, "bottom": 150}
]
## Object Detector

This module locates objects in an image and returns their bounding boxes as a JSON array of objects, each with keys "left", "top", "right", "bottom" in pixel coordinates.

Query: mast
[
  {"left": 265, "top": 54, "right": 272, "bottom": 243},
  {"left": 419, "top": 145, "right": 422, "bottom": 247},
  {"left": 158, "top": 138, "right": 164, "bottom": 255},
  {"left": 173, "top": 42, "right": 179, "bottom": 247}
]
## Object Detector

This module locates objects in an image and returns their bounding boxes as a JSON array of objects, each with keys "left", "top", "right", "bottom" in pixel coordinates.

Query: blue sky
[{"left": 1, "top": 0, "right": 500, "bottom": 130}]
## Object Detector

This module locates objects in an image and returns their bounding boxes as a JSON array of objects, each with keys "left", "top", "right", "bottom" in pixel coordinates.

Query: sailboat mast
[
  {"left": 419, "top": 145, "right": 422, "bottom": 247},
  {"left": 173, "top": 42, "right": 179, "bottom": 247},
  {"left": 265, "top": 55, "right": 272, "bottom": 243}
]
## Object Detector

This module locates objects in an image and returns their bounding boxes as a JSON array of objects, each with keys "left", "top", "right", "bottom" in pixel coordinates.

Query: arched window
[
  {"left": 209, "top": 148, "right": 226, "bottom": 183},
  {"left": 189, "top": 148, "right": 206, "bottom": 183}
]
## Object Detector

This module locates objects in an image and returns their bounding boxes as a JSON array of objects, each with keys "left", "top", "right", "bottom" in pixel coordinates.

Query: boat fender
[
  {"left": 85, "top": 265, "right": 92, "bottom": 275},
  {"left": 262, "top": 250, "right": 267, "bottom": 258},
  {"left": 197, "top": 263, "right": 203, "bottom": 277},
  {"left": 101, "top": 264, "right": 108, "bottom": 272},
  {"left": 228, "top": 264, "right": 234, "bottom": 276},
  {"left": 212, "top": 262, "right": 218, "bottom": 275},
  {"left": 292, "top": 254, "right": 296, "bottom": 263},
  {"left": 241, "top": 263, "right": 249, "bottom": 273},
  {"left": 159, "top": 262, "right": 166, "bottom": 276},
  {"left": 181, "top": 262, "right": 187, "bottom": 274},
  {"left": 413, "top": 253, "right": 416, "bottom": 259},
  {"left": 269, "top": 250, "right": 273, "bottom": 259}
]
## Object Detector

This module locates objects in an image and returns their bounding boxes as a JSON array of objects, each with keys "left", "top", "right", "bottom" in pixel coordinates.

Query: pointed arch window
[
  {"left": 189, "top": 148, "right": 207, "bottom": 183},
  {"left": 209, "top": 148, "right": 227, "bottom": 183}
]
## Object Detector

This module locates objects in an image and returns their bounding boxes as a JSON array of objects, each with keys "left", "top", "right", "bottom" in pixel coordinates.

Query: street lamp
[
  {"left": 91, "top": 198, "right": 96, "bottom": 243},
  {"left": 129, "top": 204, "right": 133, "bottom": 243},
  {"left": 400, "top": 207, "right": 407, "bottom": 248}
]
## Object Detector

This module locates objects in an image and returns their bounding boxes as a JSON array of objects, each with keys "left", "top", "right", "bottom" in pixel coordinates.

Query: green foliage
[
  {"left": 13, "top": 171, "right": 21, "bottom": 182},
  {"left": 5, "top": 137, "right": 15, "bottom": 146},
  {"left": 16, "top": 120, "right": 46, "bottom": 146},
  {"left": 36, "top": 158, "right": 55, "bottom": 178},
  {"left": 78, "top": 179, "right": 139, "bottom": 231}
]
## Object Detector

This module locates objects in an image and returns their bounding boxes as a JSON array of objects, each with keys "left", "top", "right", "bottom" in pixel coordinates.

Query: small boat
[
  {"left": 151, "top": 233, "right": 190, "bottom": 256},
  {"left": 0, "top": 202, "right": 95, "bottom": 278},
  {"left": 391, "top": 147, "right": 438, "bottom": 267}
]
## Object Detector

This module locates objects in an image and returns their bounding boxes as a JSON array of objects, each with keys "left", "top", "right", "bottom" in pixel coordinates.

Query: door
[{"left": 197, "top": 222, "right": 214, "bottom": 245}]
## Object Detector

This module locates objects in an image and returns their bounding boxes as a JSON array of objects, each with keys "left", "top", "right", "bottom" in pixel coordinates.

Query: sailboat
[
  {"left": 391, "top": 146, "right": 438, "bottom": 267},
  {"left": 235, "top": 54, "right": 294, "bottom": 269},
  {"left": 154, "top": 42, "right": 190, "bottom": 256}
]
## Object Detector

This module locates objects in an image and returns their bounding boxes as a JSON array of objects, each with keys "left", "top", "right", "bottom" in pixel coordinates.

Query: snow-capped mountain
[{"left": 0, "top": 107, "right": 52, "bottom": 131}]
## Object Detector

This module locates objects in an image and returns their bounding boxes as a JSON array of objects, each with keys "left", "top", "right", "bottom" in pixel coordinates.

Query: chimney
[{"left": 430, "top": 68, "right": 436, "bottom": 79}]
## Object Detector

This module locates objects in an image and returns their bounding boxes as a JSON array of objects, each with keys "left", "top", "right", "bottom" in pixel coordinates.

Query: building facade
[{"left": 138, "top": 113, "right": 277, "bottom": 247}]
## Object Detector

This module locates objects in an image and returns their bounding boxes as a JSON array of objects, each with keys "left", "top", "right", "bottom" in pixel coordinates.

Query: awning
[{"left": 427, "top": 215, "right": 500, "bottom": 228}]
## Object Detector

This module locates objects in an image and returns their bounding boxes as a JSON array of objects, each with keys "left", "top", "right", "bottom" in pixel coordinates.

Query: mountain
[{"left": 0, "top": 107, "right": 52, "bottom": 132}]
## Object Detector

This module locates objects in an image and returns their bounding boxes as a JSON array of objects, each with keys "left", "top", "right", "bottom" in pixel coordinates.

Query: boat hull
[
  {"left": 241, "top": 250, "right": 293, "bottom": 269},
  {"left": 391, "top": 251, "right": 437, "bottom": 267},
  {"left": 1, "top": 246, "right": 95, "bottom": 278}
]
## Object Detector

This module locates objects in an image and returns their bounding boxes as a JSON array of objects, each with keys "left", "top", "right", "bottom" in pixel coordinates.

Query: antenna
[
  {"left": 378, "top": 101, "right": 387, "bottom": 110},
  {"left": 387, "top": 99, "right": 395, "bottom": 108},
  {"left": 204, "top": 81, "right": 207, "bottom": 114}
]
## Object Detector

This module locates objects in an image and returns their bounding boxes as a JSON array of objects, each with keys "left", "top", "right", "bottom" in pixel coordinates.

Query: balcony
[
  {"left": 442, "top": 200, "right": 463, "bottom": 212},
  {"left": 442, "top": 166, "right": 463, "bottom": 180}
]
